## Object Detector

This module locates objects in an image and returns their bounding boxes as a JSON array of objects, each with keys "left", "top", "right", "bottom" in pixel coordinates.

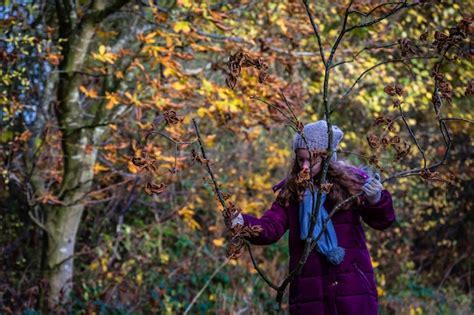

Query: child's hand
[
  {"left": 224, "top": 211, "right": 243, "bottom": 229},
  {"left": 230, "top": 213, "right": 244, "bottom": 228},
  {"left": 362, "top": 173, "right": 383, "bottom": 205}
]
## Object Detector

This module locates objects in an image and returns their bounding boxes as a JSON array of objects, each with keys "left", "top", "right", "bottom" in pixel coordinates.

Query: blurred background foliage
[{"left": 0, "top": 0, "right": 472, "bottom": 313}]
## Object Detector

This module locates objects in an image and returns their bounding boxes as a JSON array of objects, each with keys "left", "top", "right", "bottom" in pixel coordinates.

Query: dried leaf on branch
[
  {"left": 226, "top": 50, "right": 269, "bottom": 89},
  {"left": 144, "top": 182, "right": 167, "bottom": 195},
  {"left": 191, "top": 149, "right": 210, "bottom": 165}
]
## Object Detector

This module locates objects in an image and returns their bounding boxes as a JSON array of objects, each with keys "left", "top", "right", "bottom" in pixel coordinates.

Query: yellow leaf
[
  {"left": 377, "top": 286, "right": 385, "bottom": 296},
  {"left": 205, "top": 134, "right": 216, "bottom": 147},
  {"left": 160, "top": 253, "right": 169, "bottom": 264},
  {"left": 371, "top": 257, "right": 379, "bottom": 268},
  {"left": 93, "top": 45, "right": 117, "bottom": 64},
  {"left": 136, "top": 272, "right": 143, "bottom": 285},
  {"left": 212, "top": 237, "right": 225, "bottom": 247},
  {"left": 99, "top": 45, "right": 106, "bottom": 55},
  {"left": 105, "top": 92, "right": 120, "bottom": 109},
  {"left": 178, "top": 206, "right": 201, "bottom": 230},
  {"left": 173, "top": 21, "right": 191, "bottom": 34},
  {"left": 163, "top": 67, "right": 176, "bottom": 77},
  {"left": 125, "top": 92, "right": 142, "bottom": 106},
  {"left": 197, "top": 108, "right": 208, "bottom": 118},
  {"left": 79, "top": 85, "right": 98, "bottom": 99},
  {"left": 101, "top": 257, "right": 108, "bottom": 272},
  {"left": 93, "top": 163, "right": 108, "bottom": 174},
  {"left": 200, "top": 78, "right": 214, "bottom": 94},
  {"left": 171, "top": 81, "right": 187, "bottom": 91},
  {"left": 178, "top": 0, "right": 192, "bottom": 8},
  {"left": 90, "top": 261, "right": 99, "bottom": 271},
  {"left": 128, "top": 161, "right": 139, "bottom": 174}
]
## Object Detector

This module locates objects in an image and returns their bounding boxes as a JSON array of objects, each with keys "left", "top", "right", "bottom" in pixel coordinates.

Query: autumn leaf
[
  {"left": 367, "top": 133, "right": 381, "bottom": 149},
  {"left": 144, "top": 182, "right": 168, "bottom": 195},
  {"left": 92, "top": 45, "right": 117, "bottom": 64},
  {"left": 383, "top": 83, "right": 404, "bottom": 97},
  {"left": 163, "top": 110, "right": 183, "bottom": 125},
  {"left": 173, "top": 21, "right": 191, "bottom": 34},
  {"left": 295, "top": 169, "right": 311, "bottom": 188},
  {"left": 124, "top": 92, "right": 142, "bottom": 107},
  {"left": 46, "top": 53, "right": 62, "bottom": 66},
  {"left": 320, "top": 183, "right": 333, "bottom": 194},
  {"left": 191, "top": 149, "right": 210, "bottom": 165},
  {"left": 80, "top": 86, "right": 98, "bottom": 99},
  {"left": 93, "top": 163, "right": 109, "bottom": 174},
  {"left": 36, "top": 192, "right": 66, "bottom": 205},
  {"left": 212, "top": 238, "right": 225, "bottom": 247},
  {"left": 105, "top": 92, "right": 120, "bottom": 109}
]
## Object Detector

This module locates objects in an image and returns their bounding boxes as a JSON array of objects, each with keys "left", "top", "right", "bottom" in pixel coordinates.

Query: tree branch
[
  {"left": 398, "top": 103, "right": 427, "bottom": 168},
  {"left": 302, "top": 0, "right": 326, "bottom": 65}
]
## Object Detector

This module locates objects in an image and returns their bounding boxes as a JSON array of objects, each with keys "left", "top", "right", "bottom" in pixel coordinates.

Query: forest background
[{"left": 0, "top": 0, "right": 472, "bottom": 313}]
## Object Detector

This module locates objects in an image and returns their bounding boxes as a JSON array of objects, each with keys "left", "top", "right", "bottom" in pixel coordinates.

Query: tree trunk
[
  {"left": 45, "top": 129, "right": 102, "bottom": 308},
  {"left": 42, "top": 0, "right": 129, "bottom": 308}
]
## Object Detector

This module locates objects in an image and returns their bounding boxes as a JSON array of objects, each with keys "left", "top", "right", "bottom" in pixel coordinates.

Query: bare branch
[
  {"left": 346, "top": 1, "right": 418, "bottom": 32},
  {"left": 302, "top": 0, "right": 326, "bottom": 65},
  {"left": 398, "top": 104, "right": 427, "bottom": 168},
  {"left": 331, "top": 42, "right": 399, "bottom": 68},
  {"left": 192, "top": 119, "right": 227, "bottom": 208},
  {"left": 28, "top": 211, "right": 50, "bottom": 235},
  {"left": 245, "top": 242, "right": 279, "bottom": 290},
  {"left": 440, "top": 117, "right": 474, "bottom": 125},
  {"left": 340, "top": 56, "right": 437, "bottom": 101},
  {"left": 348, "top": 2, "right": 404, "bottom": 18}
]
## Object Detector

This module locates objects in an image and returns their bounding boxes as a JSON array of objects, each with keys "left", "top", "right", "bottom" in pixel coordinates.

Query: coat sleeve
[
  {"left": 241, "top": 201, "right": 289, "bottom": 245},
  {"left": 358, "top": 190, "right": 396, "bottom": 230}
]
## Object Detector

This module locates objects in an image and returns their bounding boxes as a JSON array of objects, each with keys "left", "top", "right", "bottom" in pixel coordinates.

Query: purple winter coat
[{"left": 242, "top": 173, "right": 395, "bottom": 315}]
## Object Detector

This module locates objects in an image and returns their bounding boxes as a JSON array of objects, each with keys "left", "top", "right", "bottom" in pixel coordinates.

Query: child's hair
[{"left": 276, "top": 155, "right": 366, "bottom": 209}]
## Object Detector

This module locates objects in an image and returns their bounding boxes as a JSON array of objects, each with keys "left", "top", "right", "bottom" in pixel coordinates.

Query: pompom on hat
[{"left": 292, "top": 120, "right": 344, "bottom": 161}]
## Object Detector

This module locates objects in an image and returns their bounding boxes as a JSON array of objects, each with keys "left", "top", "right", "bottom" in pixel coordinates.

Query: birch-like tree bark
[{"left": 38, "top": 0, "right": 130, "bottom": 308}]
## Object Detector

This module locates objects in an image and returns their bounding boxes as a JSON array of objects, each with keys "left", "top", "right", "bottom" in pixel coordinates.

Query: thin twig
[
  {"left": 183, "top": 258, "right": 229, "bottom": 315},
  {"left": 342, "top": 56, "right": 438, "bottom": 100},
  {"left": 192, "top": 118, "right": 226, "bottom": 207},
  {"left": 302, "top": 0, "right": 326, "bottom": 65},
  {"left": 346, "top": 1, "right": 415, "bottom": 32},
  {"left": 250, "top": 96, "right": 294, "bottom": 123},
  {"left": 440, "top": 117, "right": 474, "bottom": 124},
  {"left": 348, "top": 2, "right": 404, "bottom": 18},
  {"left": 331, "top": 42, "right": 399, "bottom": 68},
  {"left": 28, "top": 211, "right": 50, "bottom": 235},
  {"left": 245, "top": 242, "right": 279, "bottom": 290},
  {"left": 398, "top": 104, "right": 427, "bottom": 168}
]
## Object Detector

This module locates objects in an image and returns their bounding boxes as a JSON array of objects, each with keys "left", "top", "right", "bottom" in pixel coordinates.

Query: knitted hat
[{"left": 292, "top": 120, "right": 344, "bottom": 161}]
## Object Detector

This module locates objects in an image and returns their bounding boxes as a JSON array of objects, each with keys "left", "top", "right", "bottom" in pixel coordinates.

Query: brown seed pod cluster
[
  {"left": 226, "top": 224, "right": 263, "bottom": 260},
  {"left": 163, "top": 110, "right": 183, "bottom": 125},
  {"left": 383, "top": 83, "right": 405, "bottom": 97},
  {"left": 221, "top": 201, "right": 263, "bottom": 259},
  {"left": 419, "top": 168, "right": 455, "bottom": 184},
  {"left": 320, "top": 183, "right": 334, "bottom": 194},
  {"left": 191, "top": 149, "right": 210, "bottom": 165},
  {"left": 144, "top": 182, "right": 167, "bottom": 195},
  {"left": 226, "top": 49, "right": 269, "bottom": 89},
  {"left": 295, "top": 168, "right": 311, "bottom": 186},
  {"left": 398, "top": 38, "right": 422, "bottom": 57}
]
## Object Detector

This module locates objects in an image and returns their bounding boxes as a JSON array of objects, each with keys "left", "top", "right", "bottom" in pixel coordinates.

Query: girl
[{"left": 231, "top": 120, "right": 395, "bottom": 314}]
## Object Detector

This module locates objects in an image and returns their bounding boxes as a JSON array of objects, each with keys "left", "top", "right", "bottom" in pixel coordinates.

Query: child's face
[{"left": 295, "top": 149, "right": 323, "bottom": 177}]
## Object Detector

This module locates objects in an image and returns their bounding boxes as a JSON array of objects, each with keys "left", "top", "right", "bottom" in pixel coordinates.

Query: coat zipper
[{"left": 353, "top": 262, "right": 371, "bottom": 290}]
